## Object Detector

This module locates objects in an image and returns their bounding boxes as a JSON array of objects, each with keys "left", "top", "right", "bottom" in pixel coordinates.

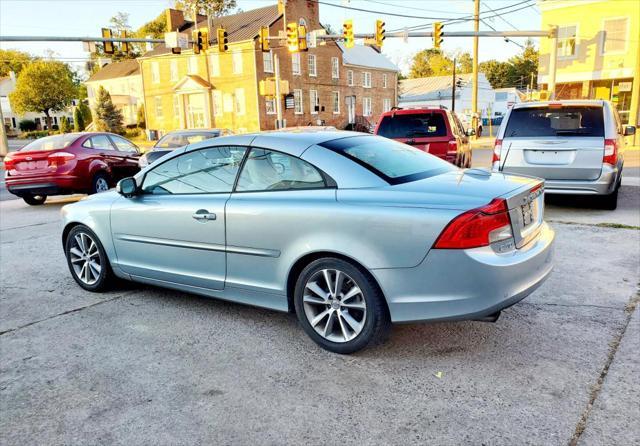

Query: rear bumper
[
  {"left": 372, "top": 222, "right": 555, "bottom": 323},
  {"left": 5, "top": 174, "right": 82, "bottom": 196}
]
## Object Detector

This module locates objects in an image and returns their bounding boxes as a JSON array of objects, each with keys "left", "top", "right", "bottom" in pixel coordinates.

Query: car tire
[
  {"left": 293, "top": 257, "right": 391, "bottom": 354},
  {"left": 22, "top": 194, "right": 47, "bottom": 206},
  {"left": 90, "top": 172, "right": 111, "bottom": 194},
  {"left": 65, "top": 225, "right": 114, "bottom": 292},
  {"left": 601, "top": 184, "right": 619, "bottom": 210}
]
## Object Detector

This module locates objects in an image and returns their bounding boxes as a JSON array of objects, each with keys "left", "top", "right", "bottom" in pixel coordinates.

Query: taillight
[
  {"left": 433, "top": 198, "right": 513, "bottom": 249},
  {"left": 492, "top": 139, "right": 502, "bottom": 163},
  {"left": 3, "top": 154, "right": 15, "bottom": 170},
  {"left": 447, "top": 140, "right": 458, "bottom": 153},
  {"left": 48, "top": 151, "right": 75, "bottom": 167},
  {"left": 603, "top": 139, "right": 617, "bottom": 165}
]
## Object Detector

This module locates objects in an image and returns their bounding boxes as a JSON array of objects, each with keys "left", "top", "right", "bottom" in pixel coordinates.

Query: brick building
[{"left": 138, "top": 0, "right": 398, "bottom": 136}]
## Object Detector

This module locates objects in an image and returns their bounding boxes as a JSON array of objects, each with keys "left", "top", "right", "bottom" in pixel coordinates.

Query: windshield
[
  {"left": 504, "top": 106, "right": 604, "bottom": 137},
  {"left": 20, "top": 134, "right": 78, "bottom": 151},
  {"left": 321, "top": 135, "right": 455, "bottom": 184},
  {"left": 154, "top": 132, "right": 219, "bottom": 149},
  {"left": 377, "top": 113, "right": 448, "bottom": 139}
]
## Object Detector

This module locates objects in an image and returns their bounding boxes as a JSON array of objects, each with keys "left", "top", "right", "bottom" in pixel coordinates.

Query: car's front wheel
[
  {"left": 294, "top": 258, "right": 390, "bottom": 354},
  {"left": 90, "top": 172, "right": 110, "bottom": 194},
  {"left": 65, "top": 225, "right": 114, "bottom": 292},
  {"left": 22, "top": 194, "right": 47, "bottom": 205}
]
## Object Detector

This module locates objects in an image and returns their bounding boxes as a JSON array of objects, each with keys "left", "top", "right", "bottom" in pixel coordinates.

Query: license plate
[{"left": 521, "top": 202, "right": 534, "bottom": 226}]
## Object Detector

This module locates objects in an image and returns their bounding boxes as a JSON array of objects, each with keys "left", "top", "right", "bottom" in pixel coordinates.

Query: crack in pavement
[
  {"left": 548, "top": 220, "right": 640, "bottom": 230},
  {"left": 0, "top": 291, "right": 135, "bottom": 336},
  {"left": 520, "top": 301, "right": 622, "bottom": 311},
  {"left": 569, "top": 290, "right": 640, "bottom": 446},
  {"left": 0, "top": 221, "right": 58, "bottom": 231}
]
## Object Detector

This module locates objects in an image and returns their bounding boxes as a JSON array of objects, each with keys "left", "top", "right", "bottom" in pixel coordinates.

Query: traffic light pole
[
  {"left": 274, "top": 52, "right": 284, "bottom": 130},
  {"left": 451, "top": 58, "right": 456, "bottom": 112},
  {"left": 471, "top": 0, "right": 480, "bottom": 140}
]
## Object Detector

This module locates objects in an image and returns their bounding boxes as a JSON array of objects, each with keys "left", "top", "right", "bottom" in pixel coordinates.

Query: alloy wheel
[
  {"left": 95, "top": 177, "right": 109, "bottom": 192},
  {"left": 69, "top": 232, "right": 102, "bottom": 285},
  {"left": 302, "top": 269, "right": 367, "bottom": 343}
]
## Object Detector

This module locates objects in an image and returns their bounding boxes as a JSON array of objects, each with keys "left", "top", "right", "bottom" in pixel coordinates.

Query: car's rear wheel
[
  {"left": 65, "top": 225, "right": 113, "bottom": 292},
  {"left": 294, "top": 257, "right": 390, "bottom": 354},
  {"left": 601, "top": 185, "right": 619, "bottom": 210},
  {"left": 91, "top": 172, "right": 110, "bottom": 194},
  {"left": 22, "top": 194, "right": 47, "bottom": 206}
]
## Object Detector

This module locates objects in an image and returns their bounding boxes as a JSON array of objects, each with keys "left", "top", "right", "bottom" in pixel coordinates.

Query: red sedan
[{"left": 3, "top": 132, "right": 141, "bottom": 205}]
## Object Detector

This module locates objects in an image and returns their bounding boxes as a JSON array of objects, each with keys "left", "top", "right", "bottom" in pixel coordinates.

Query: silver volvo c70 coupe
[{"left": 61, "top": 131, "right": 555, "bottom": 353}]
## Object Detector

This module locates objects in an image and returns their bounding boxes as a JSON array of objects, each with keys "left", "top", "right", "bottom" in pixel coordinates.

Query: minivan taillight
[
  {"left": 492, "top": 139, "right": 502, "bottom": 163},
  {"left": 3, "top": 154, "right": 15, "bottom": 170},
  {"left": 603, "top": 139, "right": 617, "bottom": 165},
  {"left": 433, "top": 198, "right": 512, "bottom": 249},
  {"left": 47, "top": 151, "right": 76, "bottom": 167}
]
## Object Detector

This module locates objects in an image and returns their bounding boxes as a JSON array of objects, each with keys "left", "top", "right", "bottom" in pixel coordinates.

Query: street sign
[
  {"left": 284, "top": 94, "right": 295, "bottom": 109},
  {"left": 164, "top": 31, "right": 190, "bottom": 50}
]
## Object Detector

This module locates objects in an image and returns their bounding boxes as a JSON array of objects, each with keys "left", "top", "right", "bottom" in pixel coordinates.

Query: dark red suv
[
  {"left": 4, "top": 132, "right": 140, "bottom": 205},
  {"left": 374, "top": 107, "right": 472, "bottom": 167}
]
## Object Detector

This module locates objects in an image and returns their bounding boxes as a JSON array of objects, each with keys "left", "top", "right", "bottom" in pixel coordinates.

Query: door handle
[{"left": 192, "top": 209, "right": 217, "bottom": 221}]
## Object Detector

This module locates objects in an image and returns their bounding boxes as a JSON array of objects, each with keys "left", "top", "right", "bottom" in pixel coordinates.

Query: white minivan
[{"left": 492, "top": 100, "right": 635, "bottom": 209}]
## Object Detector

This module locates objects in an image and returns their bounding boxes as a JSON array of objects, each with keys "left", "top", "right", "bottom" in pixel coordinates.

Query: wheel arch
[{"left": 285, "top": 251, "right": 388, "bottom": 314}]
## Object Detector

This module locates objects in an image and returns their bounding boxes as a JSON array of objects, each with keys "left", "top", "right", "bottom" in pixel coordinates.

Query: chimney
[{"left": 165, "top": 8, "right": 186, "bottom": 32}]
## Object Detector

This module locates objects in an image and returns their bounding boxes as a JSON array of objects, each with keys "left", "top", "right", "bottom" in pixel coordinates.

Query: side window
[
  {"left": 85, "top": 135, "right": 114, "bottom": 151},
  {"left": 110, "top": 135, "right": 139, "bottom": 153},
  {"left": 236, "top": 148, "right": 325, "bottom": 192},
  {"left": 142, "top": 146, "right": 247, "bottom": 195}
]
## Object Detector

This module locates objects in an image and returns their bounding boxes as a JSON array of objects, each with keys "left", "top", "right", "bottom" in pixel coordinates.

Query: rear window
[
  {"left": 321, "top": 135, "right": 455, "bottom": 185},
  {"left": 504, "top": 106, "right": 604, "bottom": 137},
  {"left": 20, "top": 134, "right": 78, "bottom": 151},
  {"left": 377, "top": 112, "right": 448, "bottom": 139}
]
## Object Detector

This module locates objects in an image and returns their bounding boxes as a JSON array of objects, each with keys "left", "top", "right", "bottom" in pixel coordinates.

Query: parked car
[
  {"left": 492, "top": 100, "right": 635, "bottom": 210},
  {"left": 4, "top": 132, "right": 140, "bottom": 205},
  {"left": 138, "top": 129, "right": 231, "bottom": 168},
  {"left": 61, "top": 131, "right": 554, "bottom": 353},
  {"left": 374, "top": 107, "right": 472, "bottom": 167}
]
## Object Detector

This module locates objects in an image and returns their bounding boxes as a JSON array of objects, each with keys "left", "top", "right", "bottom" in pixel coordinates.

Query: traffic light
[
  {"left": 375, "top": 20, "right": 385, "bottom": 47},
  {"left": 298, "top": 25, "right": 308, "bottom": 52},
  {"left": 193, "top": 30, "right": 203, "bottom": 54},
  {"left": 343, "top": 20, "right": 354, "bottom": 49},
  {"left": 121, "top": 30, "right": 130, "bottom": 54},
  {"left": 259, "top": 26, "right": 270, "bottom": 52},
  {"left": 433, "top": 22, "right": 444, "bottom": 50},
  {"left": 286, "top": 22, "right": 299, "bottom": 52},
  {"left": 101, "top": 28, "right": 114, "bottom": 55},
  {"left": 217, "top": 27, "right": 228, "bottom": 52},
  {"left": 199, "top": 28, "right": 209, "bottom": 51}
]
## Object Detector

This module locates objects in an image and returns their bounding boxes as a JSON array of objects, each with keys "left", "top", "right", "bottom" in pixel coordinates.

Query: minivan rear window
[
  {"left": 377, "top": 112, "right": 448, "bottom": 139},
  {"left": 504, "top": 106, "right": 604, "bottom": 137}
]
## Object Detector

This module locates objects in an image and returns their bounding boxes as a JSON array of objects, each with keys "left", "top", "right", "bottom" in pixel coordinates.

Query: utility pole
[
  {"left": 274, "top": 52, "right": 283, "bottom": 129},
  {"left": 471, "top": 0, "right": 480, "bottom": 139},
  {"left": 548, "top": 25, "right": 558, "bottom": 99},
  {"left": 451, "top": 58, "right": 457, "bottom": 112},
  {"left": 0, "top": 103, "right": 8, "bottom": 156},
  {"left": 629, "top": 34, "right": 640, "bottom": 144}
]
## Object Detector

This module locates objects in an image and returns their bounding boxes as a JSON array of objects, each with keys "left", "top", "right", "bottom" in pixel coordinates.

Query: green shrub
[
  {"left": 21, "top": 130, "right": 51, "bottom": 139},
  {"left": 73, "top": 106, "right": 85, "bottom": 132},
  {"left": 18, "top": 119, "right": 37, "bottom": 131},
  {"left": 60, "top": 117, "right": 71, "bottom": 133},
  {"left": 124, "top": 127, "right": 141, "bottom": 139}
]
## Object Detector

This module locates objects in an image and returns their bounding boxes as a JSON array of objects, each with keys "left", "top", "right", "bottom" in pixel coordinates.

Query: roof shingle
[{"left": 86, "top": 59, "right": 140, "bottom": 82}]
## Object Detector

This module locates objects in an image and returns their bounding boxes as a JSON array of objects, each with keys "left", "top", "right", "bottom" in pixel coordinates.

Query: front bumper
[{"left": 372, "top": 222, "right": 555, "bottom": 323}]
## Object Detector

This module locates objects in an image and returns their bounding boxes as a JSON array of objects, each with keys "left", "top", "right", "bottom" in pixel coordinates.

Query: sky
[{"left": 0, "top": 0, "right": 541, "bottom": 76}]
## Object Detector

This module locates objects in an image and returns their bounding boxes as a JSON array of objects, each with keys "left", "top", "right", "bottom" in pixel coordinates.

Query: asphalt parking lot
[{"left": 1, "top": 151, "right": 638, "bottom": 445}]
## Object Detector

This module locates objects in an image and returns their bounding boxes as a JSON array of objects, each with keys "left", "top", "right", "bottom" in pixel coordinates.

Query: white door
[
  {"left": 186, "top": 93, "right": 206, "bottom": 128},
  {"left": 346, "top": 96, "right": 356, "bottom": 124}
]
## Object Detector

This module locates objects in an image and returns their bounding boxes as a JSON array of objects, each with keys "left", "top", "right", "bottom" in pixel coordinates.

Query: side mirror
[
  {"left": 466, "top": 128, "right": 476, "bottom": 137},
  {"left": 116, "top": 177, "right": 138, "bottom": 197},
  {"left": 623, "top": 125, "right": 636, "bottom": 136}
]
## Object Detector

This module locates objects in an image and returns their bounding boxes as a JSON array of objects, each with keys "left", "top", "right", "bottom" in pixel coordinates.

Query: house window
[
  {"left": 292, "top": 53, "right": 301, "bottom": 75},
  {"left": 310, "top": 89, "right": 318, "bottom": 114},
  {"left": 209, "top": 54, "right": 220, "bottom": 77},
  {"left": 232, "top": 51, "right": 243, "bottom": 74},
  {"left": 170, "top": 60, "right": 179, "bottom": 81},
  {"left": 383, "top": 74, "right": 388, "bottom": 88},
  {"left": 332, "top": 91, "right": 340, "bottom": 114},
  {"left": 293, "top": 89, "right": 303, "bottom": 114},
  {"left": 308, "top": 54, "right": 316, "bottom": 77},
  {"left": 602, "top": 18, "right": 628, "bottom": 54},
  {"left": 265, "top": 97, "right": 276, "bottom": 115},
  {"left": 383, "top": 98, "right": 391, "bottom": 112},
  {"left": 151, "top": 62, "right": 160, "bottom": 83},
  {"left": 331, "top": 57, "right": 339, "bottom": 79},
  {"left": 347, "top": 70, "right": 354, "bottom": 86},
  {"left": 188, "top": 56, "right": 198, "bottom": 74},
  {"left": 223, "top": 93, "right": 234, "bottom": 112},
  {"left": 212, "top": 90, "right": 223, "bottom": 116},
  {"left": 234, "top": 88, "right": 246, "bottom": 115},
  {"left": 557, "top": 25, "right": 577, "bottom": 58},
  {"left": 363, "top": 72, "right": 371, "bottom": 88},
  {"left": 173, "top": 95, "right": 180, "bottom": 118},
  {"left": 363, "top": 97, "right": 372, "bottom": 116},
  {"left": 154, "top": 96, "right": 163, "bottom": 120},
  {"left": 263, "top": 52, "right": 274, "bottom": 73}
]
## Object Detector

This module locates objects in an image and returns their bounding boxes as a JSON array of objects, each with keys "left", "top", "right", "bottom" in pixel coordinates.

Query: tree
[
  {"left": 60, "top": 116, "right": 72, "bottom": 133},
  {"left": 137, "top": 104, "right": 146, "bottom": 129},
  {"left": 175, "top": 0, "right": 237, "bottom": 17},
  {"left": 479, "top": 60, "right": 512, "bottom": 89},
  {"left": 78, "top": 101, "right": 92, "bottom": 126},
  {"left": 136, "top": 12, "right": 167, "bottom": 39},
  {"left": 409, "top": 49, "right": 453, "bottom": 78},
  {"left": 94, "top": 86, "right": 124, "bottom": 133},
  {"left": 479, "top": 41, "right": 539, "bottom": 89},
  {"left": 9, "top": 60, "right": 77, "bottom": 131},
  {"left": 73, "top": 107, "right": 85, "bottom": 132},
  {"left": 0, "top": 49, "right": 36, "bottom": 77},
  {"left": 109, "top": 12, "right": 131, "bottom": 32},
  {"left": 454, "top": 52, "right": 473, "bottom": 74}
]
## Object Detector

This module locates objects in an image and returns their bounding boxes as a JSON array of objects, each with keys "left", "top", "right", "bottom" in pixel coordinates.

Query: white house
[
  {"left": 1, "top": 71, "right": 74, "bottom": 135},
  {"left": 493, "top": 87, "right": 524, "bottom": 118},
  {"left": 85, "top": 60, "right": 143, "bottom": 127}
]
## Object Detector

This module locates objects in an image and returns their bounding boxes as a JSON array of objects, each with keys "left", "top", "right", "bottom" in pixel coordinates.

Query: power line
[
  {"left": 313, "top": 0, "right": 469, "bottom": 20},
  {"left": 481, "top": 19, "right": 524, "bottom": 50}
]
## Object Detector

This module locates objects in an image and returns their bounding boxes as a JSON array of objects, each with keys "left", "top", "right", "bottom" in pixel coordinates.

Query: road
[{"left": 0, "top": 172, "right": 638, "bottom": 444}]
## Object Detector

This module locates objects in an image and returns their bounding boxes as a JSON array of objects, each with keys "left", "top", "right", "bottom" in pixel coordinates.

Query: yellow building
[{"left": 538, "top": 0, "right": 639, "bottom": 125}]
